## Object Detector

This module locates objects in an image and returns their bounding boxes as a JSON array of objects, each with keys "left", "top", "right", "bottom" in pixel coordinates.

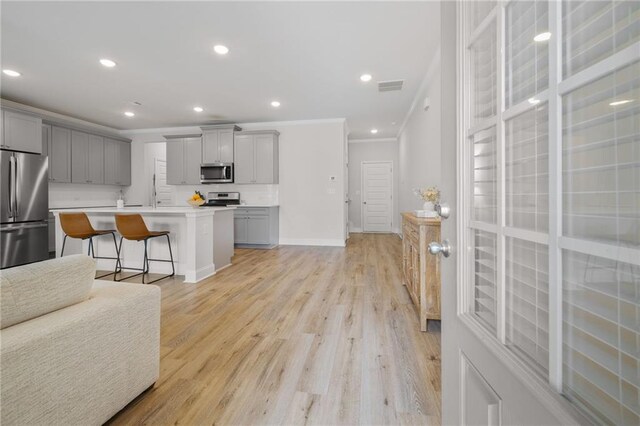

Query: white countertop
[
  {"left": 237, "top": 204, "right": 279, "bottom": 207},
  {"left": 50, "top": 206, "right": 236, "bottom": 216}
]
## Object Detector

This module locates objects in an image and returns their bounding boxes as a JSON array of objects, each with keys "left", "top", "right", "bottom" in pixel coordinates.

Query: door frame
[{"left": 360, "top": 160, "right": 393, "bottom": 233}]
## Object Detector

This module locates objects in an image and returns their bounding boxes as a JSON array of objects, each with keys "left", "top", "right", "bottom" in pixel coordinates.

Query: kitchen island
[{"left": 50, "top": 206, "right": 235, "bottom": 283}]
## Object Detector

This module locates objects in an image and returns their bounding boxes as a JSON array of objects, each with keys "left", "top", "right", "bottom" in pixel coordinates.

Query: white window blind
[
  {"left": 506, "top": 238, "right": 549, "bottom": 375},
  {"left": 563, "top": 1, "right": 640, "bottom": 77},
  {"left": 563, "top": 251, "right": 639, "bottom": 424},
  {"left": 474, "top": 230, "right": 498, "bottom": 332},
  {"left": 506, "top": 1, "right": 549, "bottom": 108},
  {"left": 506, "top": 106, "right": 549, "bottom": 233},
  {"left": 563, "top": 61, "right": 640, "bottom": 246},
  {"left": 473, "top": 127, "right": 498, "bottom": 224},
  {"left": 471, "top": 22, "right": 497, "bottom": 124},
  {"left": 462, "top": 0, "right": 640, "bottom": 423}
]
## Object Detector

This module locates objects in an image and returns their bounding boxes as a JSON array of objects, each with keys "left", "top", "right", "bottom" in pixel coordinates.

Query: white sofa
[{"left": 0, "top": 255, "right": 161, "bottom": 425}]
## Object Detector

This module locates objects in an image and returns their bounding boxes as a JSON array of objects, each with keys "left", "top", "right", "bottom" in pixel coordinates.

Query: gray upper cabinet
[
  {"left": 42, "top": 124, "right": 51, "bottom": 157},
  {"left": 234, "top": 130, "right": 279, "bottom": 184},
  {"left": 49, "top": 126, "right": 71, "bottom": 183},
  {"left": 184, "top": 137, "right": 202, "bottom": 184},
  {"left": 87, "top": 134, "right": 104, "bottom": 184},
  {"left": 71, "top": 131, "right": 89, "bottom": 183},
  {"left": 71, "top": 131, "right": 104, "bottom": 184},
  {"left": 165, "top": 135, "right": 202, "bottom": 185},
  {"left": 104, "top": 138, "right": 131, "bottom": 186},
  {"left": 201, "top": 124, "right": 241, "bottom": 164},
  {"left": 2, "top": 110, "right": 43, "bottom": 154},
  {"left": 234, "top": 135, "right": 254, "bottom": 184}
]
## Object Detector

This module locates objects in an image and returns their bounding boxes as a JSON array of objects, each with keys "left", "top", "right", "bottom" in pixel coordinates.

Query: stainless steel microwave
[{"left": 200, "top": 163, "right": 233, "bottom": 184}]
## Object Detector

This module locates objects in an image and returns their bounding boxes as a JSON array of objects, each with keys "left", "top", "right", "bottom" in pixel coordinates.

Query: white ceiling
[{"left": 1, "top": 1, "right": 440, "bottom": 139}]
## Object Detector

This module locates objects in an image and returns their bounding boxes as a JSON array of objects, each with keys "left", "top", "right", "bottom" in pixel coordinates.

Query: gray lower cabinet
[
  {"left": 71, "top": 131, "right": 104, "bottom": 184},
  {"left": 234, "top": 130, "right": 279, "bottom": 184},
  {"left": 48, "top": 126, "right": 71, "bottom": 183},
  {"left": 233, "top": 207, "right": 279, "bottom": 248},
  {"left": 1, "top": 110, "right": 42, "bottom": 154},
  {"left": 166, "top": 135, "right": 202, "bottom": 185},
  {"left": 104, "top": 138, "right": 131, "bottom": 186}
]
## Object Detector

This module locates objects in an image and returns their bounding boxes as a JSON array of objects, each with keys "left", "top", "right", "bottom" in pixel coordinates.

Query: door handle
[
  {"left": 363, "top": 201, "right": 367, "bottom": 204},
  {"left": 11, "top": 154, "right": 19, "bottom": 217},
  {"left": 435, "top": 202, "right": 450, "bottom": 219},
  {"left": 7, "top": 155, "right": 15, "bottom": 219},
  {"left": 428, "top": 240, "right": 451, "bottom": 258}
]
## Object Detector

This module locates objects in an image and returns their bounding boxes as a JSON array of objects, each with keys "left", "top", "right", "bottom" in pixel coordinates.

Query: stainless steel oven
[{"left": 200, "top": 163, "right": 233, "bottom": 184}]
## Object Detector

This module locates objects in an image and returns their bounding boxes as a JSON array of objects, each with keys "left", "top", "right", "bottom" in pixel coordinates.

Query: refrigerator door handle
[
  {"left": 8, "top": 154, "right": 16, "bottom": 219},
  {"left": 13, "top": 154, "right": 19, "bottom": 217}
]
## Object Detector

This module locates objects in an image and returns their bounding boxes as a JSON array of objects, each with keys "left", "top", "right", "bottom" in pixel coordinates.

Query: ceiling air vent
[{"left": 378, "top": 79, "right": 404, "bottom": 92}]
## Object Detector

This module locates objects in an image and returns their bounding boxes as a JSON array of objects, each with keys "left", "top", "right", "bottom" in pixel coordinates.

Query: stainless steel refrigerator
[{"left": 1, "top": 150, "right": 49, "bottom": 269}]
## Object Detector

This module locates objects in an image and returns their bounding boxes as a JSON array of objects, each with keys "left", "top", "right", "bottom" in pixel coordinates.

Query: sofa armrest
[{"left": 0, "top": 282, "right": 161, "bottom": 426}]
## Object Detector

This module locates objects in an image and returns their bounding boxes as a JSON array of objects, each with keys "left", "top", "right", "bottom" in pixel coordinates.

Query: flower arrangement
[
  {"left": 413, "top": 186, "right": 440, "bottom": 204},
  {"left": 187, "top": 191, "right": 205, "bottom": 207}
]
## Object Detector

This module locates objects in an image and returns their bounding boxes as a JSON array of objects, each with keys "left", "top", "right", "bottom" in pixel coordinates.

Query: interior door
[
  {"left": 441, "top": 1, "right": 638, "bottom": 424},
  {"left": 154, "top": 159, "right": 173, "bottom": 207},
  {"left": 362, "top": 161, "right": 392, "bottom": 232}
]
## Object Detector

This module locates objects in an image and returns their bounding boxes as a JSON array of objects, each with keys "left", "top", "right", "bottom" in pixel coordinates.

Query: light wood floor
[{"left": 107, "top": 233, "right": 441, "bottom": 425}]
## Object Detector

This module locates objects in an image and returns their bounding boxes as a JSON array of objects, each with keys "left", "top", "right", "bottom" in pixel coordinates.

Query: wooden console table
[{"left": 401, "top": 212, "right": 441, "bottom": 331}]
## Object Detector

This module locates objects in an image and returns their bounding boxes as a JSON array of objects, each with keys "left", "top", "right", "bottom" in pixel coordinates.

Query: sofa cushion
[{"left": 0, "top": 255, "right": 96, "bottom": 329}]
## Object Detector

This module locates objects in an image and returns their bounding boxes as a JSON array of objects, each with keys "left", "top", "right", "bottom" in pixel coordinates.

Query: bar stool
[
  {"left": 114, "top": 214, "right": 175, "bottom": 284},
  {"left": 59, "top": 212, "right": 120, "bottom": 280}
]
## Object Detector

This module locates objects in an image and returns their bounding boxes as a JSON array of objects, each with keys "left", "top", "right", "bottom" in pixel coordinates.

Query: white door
[
  {"left": 361, "top": 161, "right": 392, "bottom": 232},
  {"left": 441, "top": 1, "right": 638, "bottom": 425},
  {"left": 154, "top": 159, "right": 173, "bottom": 207}
]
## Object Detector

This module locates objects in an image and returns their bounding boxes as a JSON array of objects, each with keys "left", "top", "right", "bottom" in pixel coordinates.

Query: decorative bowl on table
[{"left": 187, "top": 199, "right": 205, "bottom": 208}]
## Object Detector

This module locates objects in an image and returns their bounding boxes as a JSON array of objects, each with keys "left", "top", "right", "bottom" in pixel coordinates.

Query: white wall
[
  {"left": 122, "top": 119, "right": 347, "bottom": 247},
  {"left": 398, "top": 44, "right": 443, "bottom": 217},
  {"left": 347, "top": 140, "right": 400, "bottom": 233}
]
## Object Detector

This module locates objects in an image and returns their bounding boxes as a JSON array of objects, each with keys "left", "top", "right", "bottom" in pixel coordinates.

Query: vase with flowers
[{"left": 413, "top": 186, "right": 440, "bottom": 217}]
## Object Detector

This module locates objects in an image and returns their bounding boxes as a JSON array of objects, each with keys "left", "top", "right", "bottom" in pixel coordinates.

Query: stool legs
[
  {"left": 60, "top": 233, "right": 119, "bottom": 280},
  {"left": 114, "top": 234, "right": 175, "bottom": 284},
  {"left": 90, "top": 232, "right": 120, "bottom": 280}
]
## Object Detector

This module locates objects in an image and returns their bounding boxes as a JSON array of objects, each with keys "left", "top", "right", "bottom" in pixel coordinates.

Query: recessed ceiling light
[
  {"left": 609, "top": 99, "right": 633, "bottom": 106},
  {"left": 270, "top": 101, "right": 280, "bottom": 107},
  {"left": 214, "top": 45, "right": 229, "bottom": 55},
  {"left": 99, "top": 59, "right": 116, "bottom": 68},
  {"left": 360, "top": 74, "right": 372, "bottom": 82},
  {"left": 193, "top": 106, "right": 204, "bottom": 112},
  {"left": 533, "top": 32, "right": 551, "bottom": 42},
  {"left": 124, "top": 111, "right": 135, "bottom": 117},
  {"left": 528, "top": 97, "right": 541, "bottom": 105},
  {"left": 370, "top": 129, "right": 378, "bottom": 134},
  {"left": 2, "top": 69, "right": 21, "bottom": 77}
]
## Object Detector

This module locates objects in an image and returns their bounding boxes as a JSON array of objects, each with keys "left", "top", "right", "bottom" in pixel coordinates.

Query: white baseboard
[
  {"left": 349, "top": 227, "right": 363, "bottom": 233},
  {"left": 279, "top": 238, "right": 346, "bottom": 247}
]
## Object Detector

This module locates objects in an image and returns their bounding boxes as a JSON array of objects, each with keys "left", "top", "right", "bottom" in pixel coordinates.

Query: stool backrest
[
  {"left": 59, "top": 213, "right": 96, "bottom": 238},
  {"left": 115, "top": 214, "right": 151, "bottom": 240}
]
